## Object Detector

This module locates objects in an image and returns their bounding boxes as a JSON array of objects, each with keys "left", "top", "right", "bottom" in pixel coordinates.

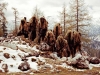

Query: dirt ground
[{"left": 0, "top": 67, "right": 100, "bottom": 75}]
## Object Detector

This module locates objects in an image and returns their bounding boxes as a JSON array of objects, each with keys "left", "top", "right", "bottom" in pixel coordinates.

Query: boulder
[
  {"left": 74, "top": 58, "right": 89, "bottom": 69},
  {"left": 89, "top": 57, "right": 100, "bottom": 64},
  {"left": 38, "top": 42, "right": 50, "bottom": 51},
  {"left": 3, "top": 53, "right": 10, "bottom": 59},
  {"left": 18, "top": 61, "right": 30, "bottom": 71},
  {"left": 2, "top": 64, "right": 8, "bottom": 72},
  {"left": 28, "top": 51, "right": 40, "bottom": 57},
  {"left": 67, "top": 53, "right": 89, "bottom": 69}
]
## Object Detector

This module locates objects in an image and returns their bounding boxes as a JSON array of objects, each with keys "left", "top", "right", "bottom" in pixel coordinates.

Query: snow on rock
[
  {"left": 0, "top": 37, "right": 5, "bottom": 42},
  {"left": 67, "top": 52, "right": 90, "bottom": 69},
  {"left": 89, "top": 57, "right": 100, "bottom": 64},
  {"left": 67, "top": 52, "right": 82, "bottom": 65},
  {"left": 47, "top": 52, "right": 59, "bottom": 60},
  {"left": 37, "top": 42, "right": 50, "bottom": 51}
]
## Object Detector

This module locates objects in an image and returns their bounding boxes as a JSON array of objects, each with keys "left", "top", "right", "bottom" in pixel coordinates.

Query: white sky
[{"left": 1, "top": 0, "right": 100, "bottom": 30}]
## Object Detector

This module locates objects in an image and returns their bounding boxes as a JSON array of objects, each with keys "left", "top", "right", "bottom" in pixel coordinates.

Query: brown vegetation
[
  {"left": 56, "top": 35, "right": 70, "bottom": 58},
  {"left": 17, "top": 17, "right": 28, "bottom": 38},
  {"left": 53, "top": 23, "right": 62, "bottom": 39},
  {"left": 17, "top": 16, "right": 82, "bottom": 58},
  {"left": 38, "top": 17, "right": 48, "bottom": 43},
  {"left": 29, "top": 16, "right": 38, "bottom": 41},
  {"left": 44, "top": 30, "right": 55, "bottom": 52},
  {"left": 64, "top": 30, "right": 81, "bottom": 57}
]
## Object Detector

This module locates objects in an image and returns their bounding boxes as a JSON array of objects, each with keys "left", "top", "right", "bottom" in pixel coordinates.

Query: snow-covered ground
[
  {"left": 0, "top": 42, "right": 38, "bottom": 72},
  {"left": 0, "top": 37, "right": 100, "bottom": 73}
]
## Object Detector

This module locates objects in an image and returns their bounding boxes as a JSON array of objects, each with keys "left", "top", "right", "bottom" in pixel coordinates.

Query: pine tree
[
  {"left": 68, "top": 0, "right": 91, "bottom": 32},
  {"left": 68, "top": 0, "right": 92, "bottom": 41},
  {"left": 68, "top": 0, "right": 92, "bottom": 55}
]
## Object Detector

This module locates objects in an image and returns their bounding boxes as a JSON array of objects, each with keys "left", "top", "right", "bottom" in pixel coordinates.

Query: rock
[
  {"left": 7, "top": 33, "right": 13, "bottom": 38},
  {"left": 0, "top": 37, "right": 5, "bottom": 42},
  {"left": 2, "top": 64, "right": 8, "bottom": 72},
  {"left": 3, "top": 53, "right": 10, "bottom": 59},
  {"left": 22, "top": 42, "right": 26, "bottom": 45},
  {"left": 10, "top": 65, "right": 13, "bottom": 67},
  {"left": 38, "top": 42, "right": 50, "bottom": 51},
  {"left": 36, "top": 45, "right": 40, "bottom": 49},
  {"left": 18, "top": 61, "right": 30, "bottom": 71},
  {"left": 0, "top": 59, "right": 3, "bottom": 63},
  {"left": 3, "top": 48, "right": 6, "bottom": 50},
  {"left": 75, "top": 59, "right": 89, "bottom": 69},
  {"left": 18, "top": 53, "right": 28, "bottom": 61},
  {"left": 67, "top": 53, "right": 89, "bottom": 69},
  {"left": 11, "top": 55, "right": 16, "bottom": 60},
  {"left": 44, "top": 64, "right": 53, "bottom": 69},
  {"left": 3, "top": 42, "right": 18, "bottom": 50},
  {"left": 36, "top": 58, "right": 45, "bottom": 66},
  {"left": 40, "top": 52, "right": 51, "bottom": 58},
  {"left": 28, "top": 51, "right": 40, "bottom": 57},
  {"left": 90, "top": 57, "right": 100, "bottom": 64},
  {"left": 21, "top": 57, "right": 28, "bottom": 61},
  {"left": 40, "top": 64, "right": 53, "bottom": 71},
  {"left": 67, "top": 53, "right": 82, "bottom": 65},
  {"left": 31, "top": 58, "right": 36, "bottom": 62},
  {"left": 50, "top": 52, "right": 59, "bottom": 59}
]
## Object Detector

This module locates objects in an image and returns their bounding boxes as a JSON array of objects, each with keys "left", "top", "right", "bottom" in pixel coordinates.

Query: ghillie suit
[
  {"left": 56, "top": 35, "right": 70, "bottom": 58},
  {"left": 44, "top": 30, "right": 56, "bottom": 52},
  {"left": 29, "top": 16, "right": 38, "bottom": 41},
  {"left": 38, "top": 17, "right": 48, "bottom": 43},
  {"left": 53, "top": 23, "right": 62, "bottom": 39},
  {"left": 64, "top": 30, "right": 81, "bottom": 57},
  {"left": 17, "top": 17, "right": 28, "bottom": 38}
]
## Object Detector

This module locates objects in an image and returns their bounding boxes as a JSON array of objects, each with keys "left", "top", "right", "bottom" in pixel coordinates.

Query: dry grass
[
  {"left": 33, "top": 67, "right": 100, "bottom": 75},
  {"left": 0, "top": 67, "right": 100, "bottom": 75}
]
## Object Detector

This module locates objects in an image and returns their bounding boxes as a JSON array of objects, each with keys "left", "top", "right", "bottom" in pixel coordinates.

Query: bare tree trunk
[
  {"left": 76, "top": 0, "right": 79, "bottom": 31},
  {"left": 15, "top": 11, "right": 17, "bottom": 33},
  {"left": 12, "top": 7, "right": 18, "bottom": 36},
  {"left": 64, "top": 5, "right": 66, "bottom": 35}
]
